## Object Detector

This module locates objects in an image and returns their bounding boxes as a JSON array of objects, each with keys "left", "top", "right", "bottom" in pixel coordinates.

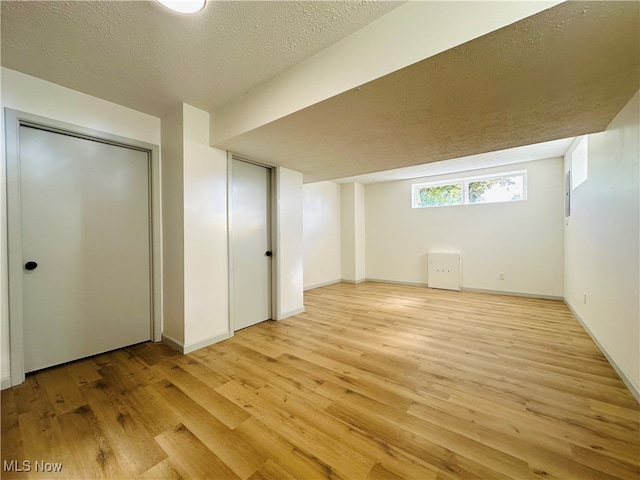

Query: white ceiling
[
  {"left": 2, "top": 1, "right": 639, "bottom": 184},
  {"left": 334, "top": 137, "right": 576, "bottom": 185},
  {"left": 0, "top": 0, "right": 402, "bottom": 116}
]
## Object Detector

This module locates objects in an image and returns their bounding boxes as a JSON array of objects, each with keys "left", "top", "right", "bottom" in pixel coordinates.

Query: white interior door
[
  {"left": 20, "top": 125, "right": 152, "bottom": 372},
  {"left": 231, "top": 159, "right": 272, "bottom": 330}
]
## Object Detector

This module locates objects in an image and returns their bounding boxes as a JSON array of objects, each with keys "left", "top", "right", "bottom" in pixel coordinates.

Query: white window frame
[{"left": 412, "top": 170, "right": 527, "bottom": 208}]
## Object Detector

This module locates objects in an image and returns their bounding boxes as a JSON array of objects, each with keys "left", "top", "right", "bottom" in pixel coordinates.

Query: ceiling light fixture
[{"left": 156, "top": 0, "right": 206, "bottom": 14}]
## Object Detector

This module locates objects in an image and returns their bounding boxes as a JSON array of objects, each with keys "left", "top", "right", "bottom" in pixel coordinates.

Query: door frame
[
  {"left": 4, "top": 109, "right": 162, "bottom": 386},
  {"left": 227, "top": 153, "right": 277, "bottom": 335}
]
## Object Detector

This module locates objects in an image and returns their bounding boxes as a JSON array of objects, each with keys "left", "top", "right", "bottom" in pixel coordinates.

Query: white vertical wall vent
[{"left": 428, "top": 252, "right": 461, "bottom": 291}]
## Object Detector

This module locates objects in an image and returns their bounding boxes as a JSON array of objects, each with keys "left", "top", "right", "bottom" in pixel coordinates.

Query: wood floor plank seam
[{"left": 2, "top": 282, "right": 638, "bottom": 479}]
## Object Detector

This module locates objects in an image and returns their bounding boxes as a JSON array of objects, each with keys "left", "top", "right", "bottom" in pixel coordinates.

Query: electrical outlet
[
  {"left": 499, "top": 272, "right": 505, "bottom": 280},
  {"left": 583, "top": 292, "right": 587, "bottom": 304}
]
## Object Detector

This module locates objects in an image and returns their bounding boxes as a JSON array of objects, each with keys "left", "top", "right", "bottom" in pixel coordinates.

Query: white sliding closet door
[
  {"left": 20, "top": 125, "right": 152, "bottom": 372},
  {"left": 230, "top": 159, "right": 272, "bottom": 330}
]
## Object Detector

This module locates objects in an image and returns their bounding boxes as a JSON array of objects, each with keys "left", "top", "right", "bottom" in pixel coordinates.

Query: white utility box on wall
[{"left": 428, "top": 252, "right": 461, "bottom": 291}]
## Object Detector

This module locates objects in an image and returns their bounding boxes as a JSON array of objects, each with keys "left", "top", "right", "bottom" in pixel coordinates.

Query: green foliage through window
[
  {"left": 412, "top": 171, "right": 526, "bottom": 208},
  {"left": 417, "top": 183, "right": 462, "bottom": 207},
  {"left": 468, "top": 177, "right": 521, "bottom": 204}
]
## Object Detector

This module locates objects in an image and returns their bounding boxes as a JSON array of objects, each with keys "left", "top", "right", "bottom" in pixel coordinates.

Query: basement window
[
  {"left": 412, "top": 170, "right": 527, "bottom": 208},
  {"left": 570, "top": 136, "right": 588, "bottom": 189}
]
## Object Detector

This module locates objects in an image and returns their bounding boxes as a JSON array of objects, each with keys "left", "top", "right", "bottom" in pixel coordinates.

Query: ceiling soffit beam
[{"left": 209, "top": 0, "right": 562, "bottom": 146}]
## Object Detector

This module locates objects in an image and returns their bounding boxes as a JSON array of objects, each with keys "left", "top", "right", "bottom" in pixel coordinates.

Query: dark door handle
[
  {"left": 265, "top": 251, "right": 272, "bottom": 257},
  {"left": 25, "top": 261, "right": 38, "bottom": 271}
]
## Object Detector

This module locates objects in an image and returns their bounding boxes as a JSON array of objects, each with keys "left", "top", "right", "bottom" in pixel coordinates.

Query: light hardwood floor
[{"left": 2, "top": 282, "right": 639, "bottom": 479}]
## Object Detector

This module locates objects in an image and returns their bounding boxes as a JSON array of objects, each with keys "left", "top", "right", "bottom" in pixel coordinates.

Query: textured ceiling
[
  {"left": 216, "top": 1, "right": 639, "bottom": 183},
  {"left": 1, "top": 0, "right": 402, "bottom": 117},
  {"left": 2, "top": 1, "right": 638, "bottom": 184}
]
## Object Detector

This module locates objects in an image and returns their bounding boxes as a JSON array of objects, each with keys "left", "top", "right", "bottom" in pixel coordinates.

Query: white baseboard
[
  {"left": 564, "top": 300, "right": 640, "bottom": 404},
  {"left": 363, "top": 279, "right": 563, "bottom": 301},
  {"left": 341, "top": 278, "right": 365, "bottom": 284},
  {"left": 303, "top": 279, "right": 341, "bottom": 291},
  {"left": 163, "top": 333, "right": 231, "bottom": 355},
  {"left": 276, "top": 307, "right": 305, "bottom": 320},
  {"left": 1, "top": 376, "right": 12, "bottom": 390},
  {"left": 462, "top": 287, "right": 563, "bottom": 301},
  {"left": 365, "top": 278, "right": 428, "bottom": 287},
  {"left": 183, "top": 333, "right": 230, "bottom": 354}
]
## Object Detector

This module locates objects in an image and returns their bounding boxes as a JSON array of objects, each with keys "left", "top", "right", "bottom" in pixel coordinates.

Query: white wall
[
  {"left": 182, "top": 105, "right": 229, "bottom": 349},
  {"left": 340, "top": 184, "right": 356, "bottom": 281},
  {"left": 564, "top": 91, "right": 639, "bottom": 399},
  {"left": 303, "top": 182, "right": 341, "bottom": 290},
  {"left": 340, "top": 183, "right": 366, "bottom": 283},
  {"left": 0, "top": 68, "right": 162, "bottom": 386},
  {"left": 365, "top": 159, "right": 565, "bottom": 297},
  {"left": 161, "top": 105, "right": 185, "bottom": 345},
  {"left": 275, "top": 167, "right": 305, "bottom": 319},
  {"left": 162, "top": 103, "right": 231, "bottom": 353},
  {"left": 355, "top": 183, "right": 366, "bottom": 281}
]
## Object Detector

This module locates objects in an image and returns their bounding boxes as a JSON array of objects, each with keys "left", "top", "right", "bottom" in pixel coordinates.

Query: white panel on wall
[{"left": 428, "top": 252, "right": 461, "bottom": 290}]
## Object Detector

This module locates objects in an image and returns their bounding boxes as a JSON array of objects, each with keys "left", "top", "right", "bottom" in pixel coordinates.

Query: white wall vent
[{"left": 428, "top": 252, "right": 461, "bottom": 291}]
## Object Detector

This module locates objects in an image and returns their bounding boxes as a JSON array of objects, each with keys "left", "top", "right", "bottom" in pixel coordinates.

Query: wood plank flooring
[{"left": 2, "top": 282, "right": 639, "bottom": 479}]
